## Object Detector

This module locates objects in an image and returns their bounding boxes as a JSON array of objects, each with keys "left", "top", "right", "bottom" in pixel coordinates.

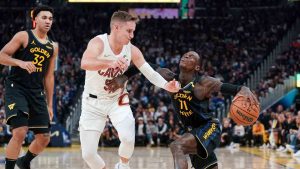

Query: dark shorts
[
  {"left": 189, "top": 119, "right": 221, "bottom": 168},
  {"left": 4, "top": 79, "right": 50, "bottom": 134},
  {"left": 190, "top": 153, "right": 218, "bottom": 169}
]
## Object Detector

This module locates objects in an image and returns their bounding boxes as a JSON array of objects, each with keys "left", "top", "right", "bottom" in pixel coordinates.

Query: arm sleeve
[
  {"left": 138, "top": 62, "right": 167, "bottom": 89},
  {"left": 220, "top": 83, "right": 242, "bottom": 96},
  {"left": 124, "top": 63, "right": 159, "bottom": 78}
]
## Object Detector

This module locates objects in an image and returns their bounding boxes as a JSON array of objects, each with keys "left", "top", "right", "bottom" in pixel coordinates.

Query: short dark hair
[
  {"left": 32, "top": 5, "right": 54, "bottom": 19},
  {"left": 110, "top": 11, "right": 139, "bottom": 27}
]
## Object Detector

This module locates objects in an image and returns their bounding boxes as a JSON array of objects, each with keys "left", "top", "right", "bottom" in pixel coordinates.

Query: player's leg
[
  {"left": 4, "top": 80, "right": 29, "bottom": 169},
  {"left": 80, "top": 130, "right": 106, "bottom": 169},
  {"left": 17, "top": 131, "right": 50, "bottom": 169},
  {"left": 5, "top": 115, "right": 29, "bottom": 169},
  {"left": 16, "top": 90, "right": 51, "bottom": 169},
  {"left": 109, "top": 102, "right": 135, "bottom": 169},
  {"left": 169, "top": 133, "right": 197, "bottom": 169},
  {"left": 170, "top": 119, "right": 221, "bottom": 169},
  {"left": 190, "top": 153, "right": 218, "bottom": 169},
  {"left": 79, "top": 94, "right": 108, "bottom": 169}
]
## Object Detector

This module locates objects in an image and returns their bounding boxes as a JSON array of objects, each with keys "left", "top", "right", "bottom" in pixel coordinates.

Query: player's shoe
[
  {"left": 114, "top": 162, "right": 131, "bottom": 169},
  {"left": 16, "top": 156, "right": 31, "bottom": 169}
]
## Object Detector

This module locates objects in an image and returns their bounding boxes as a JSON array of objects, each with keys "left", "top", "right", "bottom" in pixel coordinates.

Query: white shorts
[{"left": 79, "top": 92, "right": 134, "bottom": 131}]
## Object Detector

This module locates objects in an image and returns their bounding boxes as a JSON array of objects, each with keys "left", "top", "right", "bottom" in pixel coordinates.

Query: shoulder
[
  {"left": 89, "top": 36, "right": 104, "bottom": 46},
  {"left": 86, "top": 36, "right": 104, "bottom": 54},
  {"left": 16, "top": 31, "right": 28, "bottom": 37},
  {"left": 52, "top": 42, "right": 59, "bottom": 54},
  {"left": 13, "top": 31, "right": 28, "bottom": 41},
  {"left": 131, "top": 44, "right": 142, "bottom": 55},
  {"left": 197, "top": 75, "right": 221, "bottom": 86},
  {"left": 131, "top": 44, "right": 139, "bottom": 52},
  {"left": 52, "top": 41, "right": 58, "bottom": 48},
  {"left": 7, "top": 31, "right": 29, "bottom": 48}
]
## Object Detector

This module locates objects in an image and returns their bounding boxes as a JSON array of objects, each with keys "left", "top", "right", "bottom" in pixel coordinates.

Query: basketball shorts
[
  {"left": 4, "top": 79, "right": 50, "bottom": 134},
  {"left": 189, "top": 118, "right": 221, "bottom": 167},
  {"left": 190, "top": 152, "right": 218, "bottom": 169},
  {"left": 79, "top": 92, "right": 134, "bottom": 132}
]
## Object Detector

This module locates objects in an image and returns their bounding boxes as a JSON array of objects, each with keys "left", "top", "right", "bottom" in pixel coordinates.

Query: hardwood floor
[{"left": 0, "top": 146, "right": 299, "bottom": 169}]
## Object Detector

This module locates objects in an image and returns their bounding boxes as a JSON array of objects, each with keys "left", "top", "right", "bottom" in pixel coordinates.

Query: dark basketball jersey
[
  {"left": 171, "top": 75, "right": 213, "bottom": 128},
  {"left": 7, "top": 30, "right": 54, "bottom": 89}
]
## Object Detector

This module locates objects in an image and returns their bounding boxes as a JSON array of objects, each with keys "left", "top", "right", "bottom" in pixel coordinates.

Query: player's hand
[
  {"left": 164, "top": 79, "right": 181, "bottom": 93},
  {"left": 48, "top": 106, "right": 54, "bottom": 121},
  {"left": 17, "top": 61, "right": 36, "bottom": 74},
  {"left": 234, "top": 86, "right": 259, "bottom": 106},
  {"left": 106, "top": 75, "right": 128, "bottom": 93},
  {"left": 112, "top": 57, "right": 128, "bottom": 70}
]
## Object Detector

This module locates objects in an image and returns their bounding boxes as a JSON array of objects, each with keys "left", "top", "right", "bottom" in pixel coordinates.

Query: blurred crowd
[
  {"left": 256, "top": 36, "right": 300, "bottom": 99},
  {"left": 220, "top": 104, "right": 300, "bottom": 158},
  {"left": 0, "top": 5, "right": 299, "bottom": 150}
]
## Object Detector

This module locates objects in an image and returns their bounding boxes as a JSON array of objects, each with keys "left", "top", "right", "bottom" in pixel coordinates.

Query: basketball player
[
  {"left": 0, "top": 5, "right": 57, "bottom": 169},
  {"left": 107, "top": 51, "right": 259, "bottom": 169},
  {"left": 79, "top": 11, "right": 180, "bottom": 169}
]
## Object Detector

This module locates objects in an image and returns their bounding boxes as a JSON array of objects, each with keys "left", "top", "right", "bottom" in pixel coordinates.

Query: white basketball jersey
[{"left": 83, "top": 33, "right": 132, "bottom": 98}]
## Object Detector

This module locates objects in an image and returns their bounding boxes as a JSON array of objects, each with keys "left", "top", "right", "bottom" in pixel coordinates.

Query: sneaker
[
  {"left": 293, "top": 150, "right": 300, "bottom": 157},
  {"left": 259, "top": 144, "right": 267, "bottom": 149},
  {"left": 16, "top": 156, "right": 30, "bottom": 169},
  {"left": 281, "top": 148, "right": 288, "bottom": 153},
  {"left": 115, "top": 162, "right": 131, "bottom": 169},
  {"left": 276, "top": 146, "right": 285, "bottom": 152},
  {"left": 286, "top": 145, "right": 295, "bottom": 154}
]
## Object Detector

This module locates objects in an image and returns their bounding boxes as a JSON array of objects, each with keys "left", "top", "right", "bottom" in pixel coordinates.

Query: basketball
[{"left": 230, "top": 95, "right": 260, "bottom": 126}]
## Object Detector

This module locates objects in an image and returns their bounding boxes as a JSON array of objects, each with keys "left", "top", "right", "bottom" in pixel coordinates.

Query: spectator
[{"left": 252, "top": 120, "right": 265, "bottom": 147}]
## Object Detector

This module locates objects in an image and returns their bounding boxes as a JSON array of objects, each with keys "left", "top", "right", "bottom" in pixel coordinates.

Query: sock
[
  {"left": 22, "top": 151, "right": 38, "bottom": 165},
  {"left": 5, "top": 158, "right": 16, "bottom": 169}
]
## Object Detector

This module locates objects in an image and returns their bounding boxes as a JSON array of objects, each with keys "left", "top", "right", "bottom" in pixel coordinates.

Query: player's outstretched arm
[
  {"left": 131, "top": 45, "right": 180, "bottom": 93},
  {"left": 0, "top": 31, "right": 36, "bottom": 73},
  {"left": 80, "top": 37, "right": 127, "bottom": 71},
  {"left": 106, "top": 65, "right": 176, "bottom": 93},
  {"left": 193, "top": 76, "right": 258, "bottom": 104}
]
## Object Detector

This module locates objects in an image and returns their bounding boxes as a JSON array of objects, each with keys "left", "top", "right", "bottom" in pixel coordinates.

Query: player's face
[
  {"left": 179, "top": 51, "right": 200, "bottom": 71},
  {"left": 118, "top": 21, "right": 136, "bottom": 45},
  {"left": 34, "top": 11, "right": 53, "bottom": 33}
]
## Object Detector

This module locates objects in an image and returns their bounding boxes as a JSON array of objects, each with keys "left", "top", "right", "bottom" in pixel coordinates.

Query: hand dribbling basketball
[{"left": 230, "top": 87, "right": 260, "bottom": 126}]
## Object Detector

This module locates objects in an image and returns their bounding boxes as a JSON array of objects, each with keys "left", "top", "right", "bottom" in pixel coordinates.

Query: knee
[
  {"left": 82, "top": 150, "right": 96, "bottom": 162},
  {"left": 35, "top": 133, "right": 51, "bottom": 147},
  {"left": 170, "top": 140, "right": 183, "bottom": 154},
  {"left": 12, "top": 127, "right": 28, "bottom": 143}
]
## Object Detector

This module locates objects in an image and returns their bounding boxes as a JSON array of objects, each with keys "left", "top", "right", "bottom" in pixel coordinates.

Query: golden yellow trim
[
  {"left": 204, "top": 161, "right": 217, "bottom": 169},
  {"left": 6, "top": 114, "right": 18, "bottom": 122},
  {"left": 194, "top": 135, "right": 208, "bottom": 159},
  {"left": 6, "top": 111, "right": 29, "bottom": 122},
  {"left": 31, "top": 30, "right": 50, "bottom": 45},
  {"left": 29, "top": 126, "right": 49, "bottom": 129}
]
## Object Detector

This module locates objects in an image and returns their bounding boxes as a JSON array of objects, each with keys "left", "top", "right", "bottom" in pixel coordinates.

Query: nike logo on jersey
[
  {"left": 8, "top": 103, "right": 16, "bottom": 110},
  {"left": 104, "top": 54, "right": 111, "bottom": 57},
  {"left": 123, "top": 55, "right": 129, "bottom": 61}
]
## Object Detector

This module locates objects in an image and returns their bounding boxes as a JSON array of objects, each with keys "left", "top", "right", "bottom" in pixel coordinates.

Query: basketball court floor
[{"left": 0, "top": 146, "right": 300, "bottom": 169}]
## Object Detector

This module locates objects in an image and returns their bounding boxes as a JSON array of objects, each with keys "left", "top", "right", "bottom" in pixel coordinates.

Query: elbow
[{"left": 80, "top": 61, "right": 87, "bottom": 70}]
